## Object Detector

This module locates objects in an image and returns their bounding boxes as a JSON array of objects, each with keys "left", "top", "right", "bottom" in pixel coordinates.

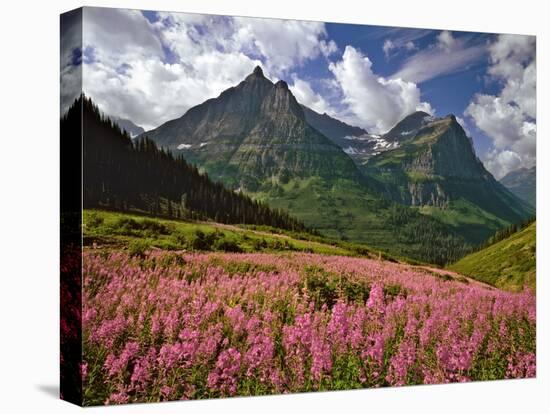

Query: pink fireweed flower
[
  {"left": 207, "top": 348, "right": 242, "bottom": 395},
  {"left": 367, "top": 282, "right": 385, "bottom": 315},
  {"left": 105, "top": 341, "right": 140, "bottom": 378},
  {"left": 81, "top": 250, "right": 536, "bottom": 402}
]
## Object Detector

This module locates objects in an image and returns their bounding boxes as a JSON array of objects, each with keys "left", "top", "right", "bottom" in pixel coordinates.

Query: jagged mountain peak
[
  {"left": 139, "top": 68, "right": 361, "bottom": 190},
  {"left": 243, "top": 65, "right": 268, "bottom": 83},
  {"left": 275, "top": 79, "right": 289, "bottom": 89},
  {"left": 363, "top": 109, "right": 533, "bottom": 242},
  {"left": 252, "top": 65, "right": 264, "bottom": 76}
]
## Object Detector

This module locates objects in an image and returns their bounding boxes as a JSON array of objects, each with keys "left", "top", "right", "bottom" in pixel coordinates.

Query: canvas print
[{"left": 60, "top": 6, "right": 536, "bottom": 406}]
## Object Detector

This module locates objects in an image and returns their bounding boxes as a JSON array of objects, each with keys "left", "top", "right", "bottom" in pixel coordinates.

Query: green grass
[
  {"left": 448, "top": 222, "right": 536, "bottom": 291},
  {"left": 418, "top": 199, "right": 509, "bottom": 243},
  {"left": 251, "top": 177, "right": 470, "bottom": 265},
  {"left": 83, "top": 209, "right": 394, "bottom": 259}
]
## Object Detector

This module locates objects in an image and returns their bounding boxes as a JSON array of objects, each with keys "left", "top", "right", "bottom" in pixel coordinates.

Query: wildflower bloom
[{"left": 82, "top": 251, "right": 536, "bottom": 404}]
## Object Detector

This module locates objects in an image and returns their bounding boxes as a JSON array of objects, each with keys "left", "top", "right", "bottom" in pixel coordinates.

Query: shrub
[
  {"left": 214, "top": 238, "right": 243, "bottom": 253},
  {"left": 86, "top": 213, "right": 104, "bottom": 228},
  {"left": 190, "top": 230, "right": 220, "bottom": 251},
  {"left": 128, "top": 240, "right": 150, "bottom": 258}
]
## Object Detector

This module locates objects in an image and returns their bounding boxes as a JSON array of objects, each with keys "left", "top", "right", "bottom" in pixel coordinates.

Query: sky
[{"left": 61, "top": 7, "right": 536, "bottom": 179}]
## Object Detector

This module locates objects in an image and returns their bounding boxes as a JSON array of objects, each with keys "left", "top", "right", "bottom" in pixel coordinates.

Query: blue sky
[
  {"left": 292, "top": 24, "right": 498, "bottom": 154},
  {"left": 62, "top": 7, "right": 535, "bottom": 179}
]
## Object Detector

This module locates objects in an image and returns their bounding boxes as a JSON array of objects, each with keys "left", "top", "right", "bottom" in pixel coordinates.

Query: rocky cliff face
[
  {"left": 139, "top": 66, "right": 361, "bottom": 190},
  {"left": 363, "top": 114, "right": 533, "bottom": 242}
]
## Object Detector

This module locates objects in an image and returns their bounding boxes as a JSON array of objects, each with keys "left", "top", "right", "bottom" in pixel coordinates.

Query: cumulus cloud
[
  {"left": 483, "top": 149, "right": 523, "bottom": 180},
  {"left": 328, "top": 46, "right": 433, "bottom": 133},
  {"left": 465, "top": 34, "right": 536, "bottom": 179},
  {"left": 232, "top": 16, "right": 336, "bottom": 75},
  {"left": 289, "top": 75, "right": 333, "bottom": 115},
  {"left": 392, "top": 30, "right": 486, "bottom": 83},
  {"left": 78, "top": 9, "right": 336, "bottom": 130}
]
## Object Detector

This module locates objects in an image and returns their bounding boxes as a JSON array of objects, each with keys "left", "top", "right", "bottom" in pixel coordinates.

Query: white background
[{"left": 0, "top": 0, "right": 547, "bottom": 412}]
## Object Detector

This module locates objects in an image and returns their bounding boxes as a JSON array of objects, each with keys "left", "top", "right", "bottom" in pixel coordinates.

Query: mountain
[
  {"left": 140, "top": 67, "right": 475, "bottom": 264},
  {"left": 500, "top": 166, "right": 536, "bottom": 207},
  {"left": 362, "top": 114, "right": 534, "bottom": 243},
  {"left": 300, "top": 104, "right": 367, "bottom": 141},
  {"left": 65, "top": 94, "right": 308, "bottom": 232},
  {"left": 449, "top": 221, "right": 536, "bottom": 291},
  {"left": 139, "top": 66, "right": 361, "bottom": 190},
  {"left": 300, "top": 105, "right": 401, "bottom": 168},
  {"left": 383, "top": 111, "right": 433, "bottom": 142},
  {"left": 111, "top": 116, "right": 145, "bottom": 138}
]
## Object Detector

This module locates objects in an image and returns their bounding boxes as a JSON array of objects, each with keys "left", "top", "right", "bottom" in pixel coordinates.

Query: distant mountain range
[
  {"left": 500, "top": 166, "right": 536, "bottom": 207},
  {"left": 136, "top": 66, "right": 532, "bottom": 263},
  {"left": 111, "top": 116, "right": 145, "bottom": 138}
]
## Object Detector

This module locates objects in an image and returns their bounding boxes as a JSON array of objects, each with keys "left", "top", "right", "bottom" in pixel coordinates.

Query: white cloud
[
  {"left": 379, "top": 28, "right": 425, "bottom": 59},
  {"left": 232, "top": 17, "right": 336, "bottom": 75},
  {"left": 405, "top": 41, "right": 416, "bottom": 51},
  {"left": 392, "top": 30, "right": 486, "bottom": 83},
  {"left": 79, "top": 9, "right": 335, "bottom": 130},
  {"left": 437, "top": 30, "right": 456, "bottom": 51},
  {"left": 488, "top": 34, "right": 535, "bottom": 80},
  {"left": 289, "top": 75, "right": 333, "bottom": 115},
  {"left": 383, "top": 39, "right": 417, "bottom": 59},
  {"left": 328, "top": 46, "right": 433, "bottom": 133},
  {"left": 483, "top": 149, "right": 522, "bottom": 180},
  {"left": 465, "top": 34, "right": 536, "bottom": 178},
  {"left": 383, "top": 39, "right": 395, "bottom": 58}
]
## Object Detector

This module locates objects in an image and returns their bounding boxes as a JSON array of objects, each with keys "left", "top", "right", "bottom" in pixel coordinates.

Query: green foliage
[
  {"left": 86, "top": 213, "right": 104, "bottom": 228},
  {"left": 128, "top": 239, "right": 150, "bottom": 258},
  {"left": 83, "top": 209, "right": 371, "bottom": 257},
  {"left": 254, "top": 177, "right": 471, "bottom": 265},
  {"left": 213, "top": 237, "right": 243, "bottom": 253},
  {"left": 301, "top": 265, "right": 372, "bottom": 309},
  {"left": 190, "top": 230, "right": 219, "bottom": 251},
  {"left": 66, "top": 95, "right": 309, "bottom": 233},
  {"left": 449, "top": 222, "right": 536, "bottom": 291}
]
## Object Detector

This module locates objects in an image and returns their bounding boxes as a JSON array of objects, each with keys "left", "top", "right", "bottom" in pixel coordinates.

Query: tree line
[
  {"left": 62, "top": 95, "right": 308, "bottom": 232},
  {"left": 475, "top": 216, "right": 536, "bottom": 252}
]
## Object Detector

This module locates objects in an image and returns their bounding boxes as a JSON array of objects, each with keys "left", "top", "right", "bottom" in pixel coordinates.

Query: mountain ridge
[
  {"left": 363, "top": 114, "right": 533, "bottom": 243},
  {"left": 139, "top": 66, "right": 362, "bottom": 190},
  {"left": 138, "top": 67, "right": 476, "bottom": 265}
]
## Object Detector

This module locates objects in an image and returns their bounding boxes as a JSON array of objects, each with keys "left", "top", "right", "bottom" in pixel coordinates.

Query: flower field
[{"left": 82, "top": 250, "right": 535, "bottom": 405}]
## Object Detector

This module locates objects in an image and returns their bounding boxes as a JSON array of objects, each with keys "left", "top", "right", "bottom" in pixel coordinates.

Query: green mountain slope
[
  {"left": 141, "top": 67, "right": 471, "bottom": 265},
  {"left": 448, "top": 222, "right": 536, "bottom": 291},
  {"left": 362, "top": 115, "right": 534, "bottom": 244}
]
